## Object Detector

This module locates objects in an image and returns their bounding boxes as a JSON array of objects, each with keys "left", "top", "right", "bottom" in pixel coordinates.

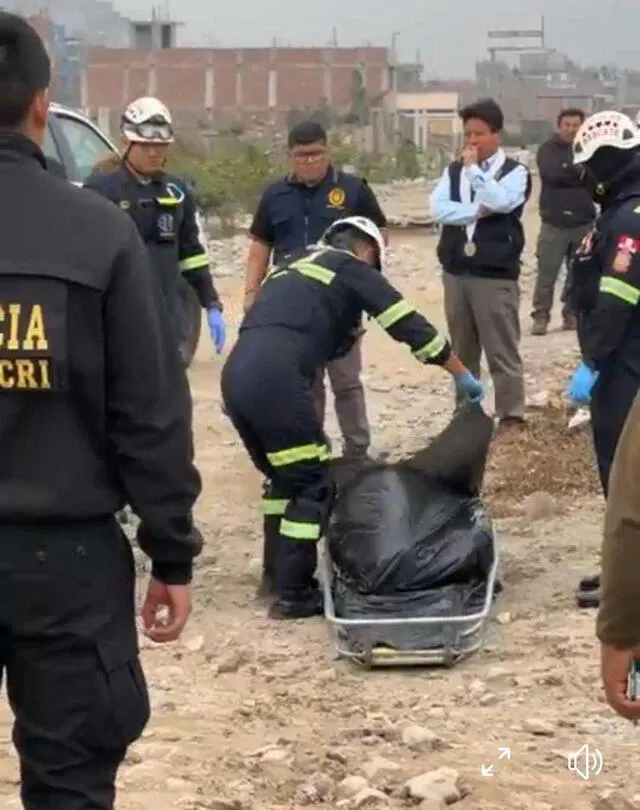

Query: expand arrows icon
[{"left": 481, "top": 747, "right": 512, "bottom": 776}]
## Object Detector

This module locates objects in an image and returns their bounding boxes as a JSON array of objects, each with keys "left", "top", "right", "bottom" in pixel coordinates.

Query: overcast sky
[{"left": 114, "top": 0, "right": 636, "bottom": 77}]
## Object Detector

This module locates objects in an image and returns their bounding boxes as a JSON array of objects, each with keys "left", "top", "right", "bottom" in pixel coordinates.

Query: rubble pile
[
  {"left": 484, "top": 397, "right": 601, "bottom": 517},
  {"left": 370, "top": 179, "right": 437, "bottom": 228}
]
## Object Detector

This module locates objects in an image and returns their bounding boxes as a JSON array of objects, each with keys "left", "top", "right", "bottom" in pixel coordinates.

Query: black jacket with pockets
[{"left": 0, "top": 134, "right": 202, "bottom": 584}]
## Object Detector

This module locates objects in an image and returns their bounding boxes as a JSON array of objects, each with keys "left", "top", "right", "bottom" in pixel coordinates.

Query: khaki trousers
[
  {"left": 443, "top": 272, "right": 525, "bottom": 419},
  {"left": 311, "top": 338, "right": 370, "bottom": 457}
]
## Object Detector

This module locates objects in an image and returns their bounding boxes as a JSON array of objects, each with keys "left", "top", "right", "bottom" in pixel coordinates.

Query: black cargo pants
[
  {"left": 0, "top": 517, "right": 150, "bottom": 810},
  {"left": 221, "top": 332, "right": 334, "bottom": 601},
  {"left": 590, "top": 364, "right": 640, "bottom": 497}
]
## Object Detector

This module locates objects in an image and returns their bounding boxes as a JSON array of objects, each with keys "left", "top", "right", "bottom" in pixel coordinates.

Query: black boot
[
  {"left": 255, "top": 514, "right": 281, "bottom": 602},
  {"left": 269, "top": 586, "right": 324, "bottom": 620},
  {"left": 270, "top": 536, "right": 323, "bottom": 620}
]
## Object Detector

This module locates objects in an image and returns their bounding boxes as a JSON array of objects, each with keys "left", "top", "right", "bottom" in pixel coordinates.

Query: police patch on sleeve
[{"left": 0, "top": 277, "right": 67, "bottom": 391}]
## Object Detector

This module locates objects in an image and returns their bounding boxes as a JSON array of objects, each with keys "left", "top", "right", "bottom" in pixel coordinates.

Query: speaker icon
[{"left": 567, "top": 744, "right": 604, "bottom": 780}]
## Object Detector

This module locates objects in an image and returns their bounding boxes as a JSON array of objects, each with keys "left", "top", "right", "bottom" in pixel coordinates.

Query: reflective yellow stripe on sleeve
[
  {"left": 376, "top": 299, "right": 415, "bottom": 330},
  {"left": 155, "top": 197, "right": 180, "bottom": 206},
  {"left": 266, "top": 443, "right": 331, "bottom": 468},
  {"left": 261, "top": 497, "right": 289, "bottom": 515},
  {"left": 413, "top": 333, "right": 447, "bottom": 362},
  {"left": 600, "top": 275, "right": 640, "bottom": 305},
  {"left": 289, "top": 260, "right": 336, "bottom": 285},
  {"left": 180, "top": 253, "right": 209, "bottom": 272},
  {"left": 280, "top": 518, "right": 321, "bottom": 541}
]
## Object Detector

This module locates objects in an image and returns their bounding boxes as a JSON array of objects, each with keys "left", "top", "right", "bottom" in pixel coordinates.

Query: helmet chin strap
[{"left": 584, "top": 153, "right": 637, "bottom": 201}]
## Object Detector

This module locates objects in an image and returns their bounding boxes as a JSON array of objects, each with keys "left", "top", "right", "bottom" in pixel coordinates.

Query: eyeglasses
[{"left": 290, "top": 149, "right": 327, "bottom": 164}]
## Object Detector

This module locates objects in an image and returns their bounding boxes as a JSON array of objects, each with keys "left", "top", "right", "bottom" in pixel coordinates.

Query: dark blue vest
[
  {"left": 265, "top": 167, "right": 364, "bottom": 265},
  {"left": 436, "top": 157, "right": 532, "bottom": 281}
]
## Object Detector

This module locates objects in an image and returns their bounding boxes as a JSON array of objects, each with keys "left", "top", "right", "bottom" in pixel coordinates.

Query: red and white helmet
[
  {"left": 573, "top": 110, "right": 640, "bottom": 165},
  {"left": 121, "top": 96, "right": 174, "bottom": 144},
  {"left": 320, "top": 216, "right": 385, "bottom": 267}
]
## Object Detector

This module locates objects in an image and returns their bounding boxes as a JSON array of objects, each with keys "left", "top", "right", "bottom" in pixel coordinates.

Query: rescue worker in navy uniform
[
  {"left": 223, "top": 216, "right": 484, "bottom": 619},
  {"left": 84, "top": 96, "right": 226, "bottom": 359},
  {"left": 565, "top": 111, "right": 640, "bottom": 609},
  {"left": 244, "top": 120, "right": 388, "bottom": 464},
  {"left": 0, "top": 14, "right": 202, "bottom": 809}
]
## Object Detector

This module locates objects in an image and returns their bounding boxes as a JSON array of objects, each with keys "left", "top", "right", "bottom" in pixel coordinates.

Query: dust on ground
[{"left": 0, "top": 178, "right": 637, "bottom": 810}]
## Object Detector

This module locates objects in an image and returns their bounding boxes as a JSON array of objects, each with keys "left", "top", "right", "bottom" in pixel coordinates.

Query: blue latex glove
[
  {"left": 207, "top": 307, "right": 226, "bottom": 354},
  {"left": 568, "top": 361, "right": 599, "bottom": 405},
  {"left": 454, "top": 371, "right": 485, "bottom": 404}
]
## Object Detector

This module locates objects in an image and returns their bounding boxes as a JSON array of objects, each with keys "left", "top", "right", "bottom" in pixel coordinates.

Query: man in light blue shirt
[{"left": 429, "top": 98, "right": 531, "bottom": 429}]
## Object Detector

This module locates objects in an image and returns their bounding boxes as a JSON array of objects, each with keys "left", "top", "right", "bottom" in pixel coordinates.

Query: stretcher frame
[{"left": 320, "top": 534, "right": 500, "bottom": 669}]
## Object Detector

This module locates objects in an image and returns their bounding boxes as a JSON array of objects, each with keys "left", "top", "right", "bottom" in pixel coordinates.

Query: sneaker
[
  {"left": 531, "top": 319, "right": 548, "bottom": 336},
  {"left": 268, "top": 589, "right": 324, "bottom": 620},
  {"left": 562, "top": 315, "right": 578, "bottom": 331},
  {"left": 576, "top": 573, "right": 600, "bottom": 609}
]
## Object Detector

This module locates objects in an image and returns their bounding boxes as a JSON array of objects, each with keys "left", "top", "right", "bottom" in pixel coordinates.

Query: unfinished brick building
[{"left": 81, "top": 45, "right": 391, "bottom": 136}]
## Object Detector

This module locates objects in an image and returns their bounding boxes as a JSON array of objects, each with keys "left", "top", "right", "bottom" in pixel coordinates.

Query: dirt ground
[{"left": 1, "top": 181, "right": 638, "bottom": 810}]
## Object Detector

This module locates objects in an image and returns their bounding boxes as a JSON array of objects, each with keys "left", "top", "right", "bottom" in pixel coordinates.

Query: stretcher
[{"left": 320, "top": 535, "right": 500, "bottom": 669}]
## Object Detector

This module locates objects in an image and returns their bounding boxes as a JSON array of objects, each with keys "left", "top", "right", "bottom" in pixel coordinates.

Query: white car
[{"left": 44, "top": 102, "right": 204, "bottom": 366}]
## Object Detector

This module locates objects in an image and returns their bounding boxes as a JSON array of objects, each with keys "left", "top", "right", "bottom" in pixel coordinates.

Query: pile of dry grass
[{"left": 483, "top": 396, "right": 601, "bottom": 517}]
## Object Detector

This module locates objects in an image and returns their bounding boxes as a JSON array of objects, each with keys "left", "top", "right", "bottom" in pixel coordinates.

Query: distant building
[
  {"left": 81, "top": 44, "right": 393, "bottom": 139},
  {"left": 394, "top": 91, "right": 463, "bottom": 152}
]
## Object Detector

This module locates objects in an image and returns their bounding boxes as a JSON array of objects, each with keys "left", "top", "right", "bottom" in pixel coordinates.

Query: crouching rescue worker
[
  {"left": 565, "top": 110, "right": 640, "bottom": 609},
  {"left": 597, "top": 390, "right": 640, "bottom": 722},
  {"left": 0, "top": 13, "right": 203, "bottom": 809},
  {"left": 84, "top": 96, "right": 226, "bottom": 358},
  {"left": 221, "top": 216, "right": 484, "bottom": 620}
]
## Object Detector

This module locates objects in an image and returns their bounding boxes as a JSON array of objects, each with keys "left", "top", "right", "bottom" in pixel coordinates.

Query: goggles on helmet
[{"left": 123, "top": 115, "right": 173, "bottom": 143}]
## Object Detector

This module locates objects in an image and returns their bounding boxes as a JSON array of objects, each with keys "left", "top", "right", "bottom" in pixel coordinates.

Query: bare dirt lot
[{"left": 1, "top": 181, "right": 638, "bottom": 810}]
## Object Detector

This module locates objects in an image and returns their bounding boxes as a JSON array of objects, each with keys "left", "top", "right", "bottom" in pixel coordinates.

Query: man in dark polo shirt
[{"left": 243, "top": 120, "right": 387, "bottom": 461}]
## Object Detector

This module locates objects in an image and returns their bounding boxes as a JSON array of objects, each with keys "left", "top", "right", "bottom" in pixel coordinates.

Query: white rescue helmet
[
  {"left": 573, "top": 110, "right": 640, "bottom": 165},
  {"left": 121, "top": 96, "right": 174, "bottom": 144},
  {"left": 320, "top": 216, "right": 385, "bottom": 268}
]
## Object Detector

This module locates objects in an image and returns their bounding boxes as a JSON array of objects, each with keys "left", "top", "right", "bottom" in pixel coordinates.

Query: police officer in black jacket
[
  {"left": 244, "top": 121, "right": 388, "bottom": 464},
  {"left": 223, "top": 216, "right": 484, "bottom": 619},
  {"left": 85, "top": 96, "right": 226, "bottom": 361},
  {"left": 0, "top": 14, "right": 202, "bottom": 809},
  {"left": 564, "top": 111, "right": 640, "bottom": 609}
]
